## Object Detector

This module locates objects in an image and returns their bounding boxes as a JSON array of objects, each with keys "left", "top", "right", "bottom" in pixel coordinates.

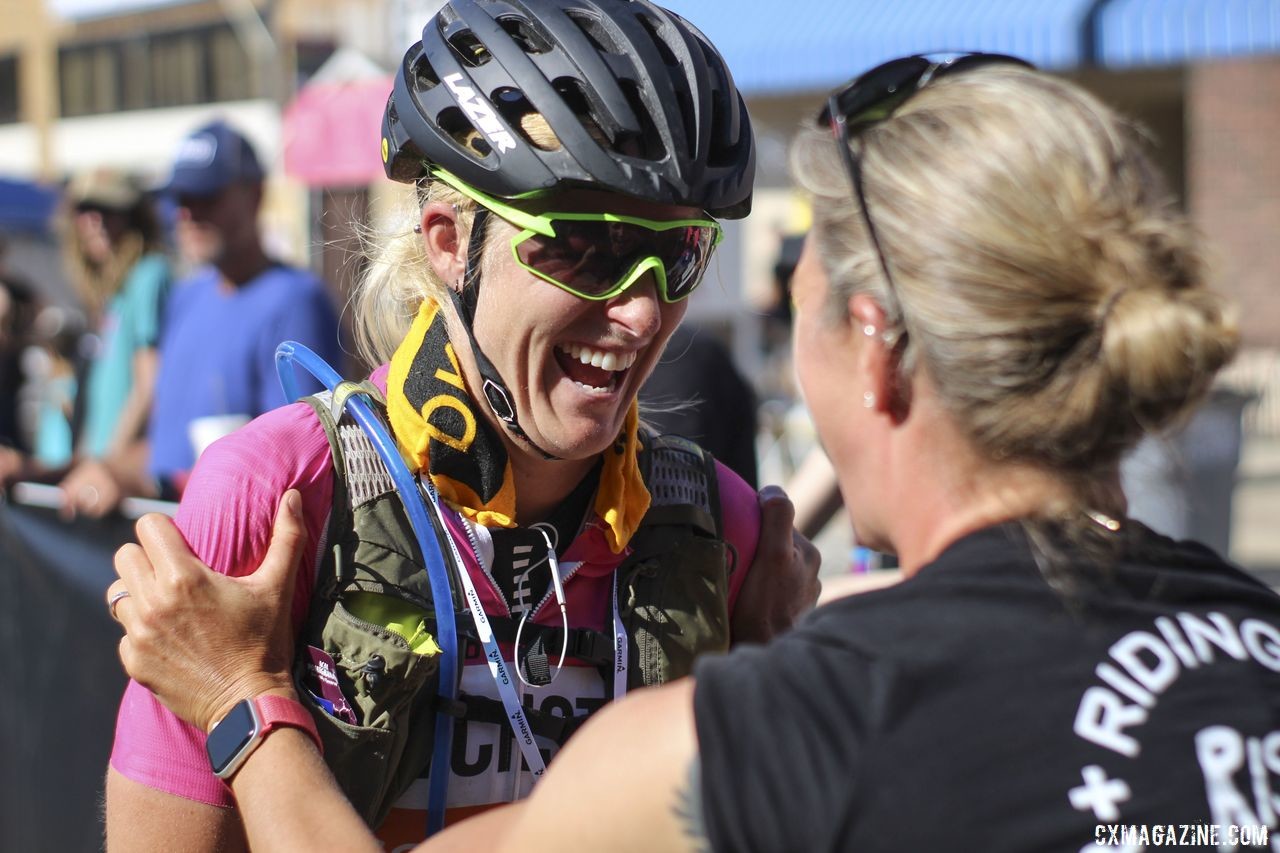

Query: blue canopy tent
[
  {"left": 660, "top": 0, "right": 1280, "bottom": 94},
  {"left": 0, "top": 178, "right": 59, "bottom": 236},
  {"left": 1095, "top": 0, "right": 1280, "bottom": 67},
  {"left": 662, "top": 0, "right": 1098, "bottom": 94}
]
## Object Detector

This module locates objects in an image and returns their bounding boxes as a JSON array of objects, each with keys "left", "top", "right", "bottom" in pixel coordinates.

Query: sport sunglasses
[
  {"left": 817, "top": 52, "right": 1034, "bottom": 319},
  {"left": 432, "top": 168, "right": 722, "bottom": 303}
]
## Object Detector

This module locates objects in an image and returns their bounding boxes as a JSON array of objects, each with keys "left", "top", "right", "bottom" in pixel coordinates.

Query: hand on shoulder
[
  {"left": 730, "top": 485, "right": 823, "bottom": 644},
  {"left": 108, "top": 491, "right": 310, "bottom": 732}
]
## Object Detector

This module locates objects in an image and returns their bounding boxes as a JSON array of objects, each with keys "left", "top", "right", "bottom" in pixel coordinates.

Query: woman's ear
[
  {"left": 420, "top": 202, "right": 466, "bottom": 287},
  {"left": 849, "top": 293, "right": 904, "bottom": 420}
]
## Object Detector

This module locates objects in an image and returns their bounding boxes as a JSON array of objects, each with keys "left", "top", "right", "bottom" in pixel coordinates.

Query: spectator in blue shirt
[{"left": 65, "top": 120, "right": 341, "bottom": 511}]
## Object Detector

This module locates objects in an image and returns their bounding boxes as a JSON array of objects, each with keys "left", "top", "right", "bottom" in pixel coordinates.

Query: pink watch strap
[{"left": 255, "top": 694, "right": 324, "bottom": 756}]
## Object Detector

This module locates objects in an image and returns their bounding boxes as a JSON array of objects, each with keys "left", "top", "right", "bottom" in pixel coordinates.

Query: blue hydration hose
[{"left": 275, "top": 341, "right": 457, "bottom": 837}]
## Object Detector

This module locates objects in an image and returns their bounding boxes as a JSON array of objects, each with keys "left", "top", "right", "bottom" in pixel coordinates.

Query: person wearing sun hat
[{"left": 63, "top": 168, "right": 169, "bottom": 460}]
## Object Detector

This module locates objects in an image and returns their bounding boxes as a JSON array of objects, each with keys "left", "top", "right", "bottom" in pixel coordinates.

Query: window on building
[
  {"left": 59, "top": 43, "right": 121, "bottom": 118},
  {"left": 57, "top": 23, "right": 265, "bottom": 117},
  {"left": 120, "top": 37, "right": 151, "bottom": 112},
  {"left": 209, "top": 26, "right": 253, "bottom": 102},
  {"left": 151, "top": 31, "right": 207, "bottom": 107},
  {"left": 0, "top": 54, "right": 18, "bottom": 124}
]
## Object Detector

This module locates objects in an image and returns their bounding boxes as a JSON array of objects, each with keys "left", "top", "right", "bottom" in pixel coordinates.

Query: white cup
[{"left": 188, "top": 414, "right": 251, "bottom": 460}]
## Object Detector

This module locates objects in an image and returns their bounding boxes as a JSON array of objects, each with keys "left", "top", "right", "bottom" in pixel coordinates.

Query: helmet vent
[
  {"left": 497, "top": 15, "right": 551, "bottom": 54},
  {"left": 493, "top": 88, "right": 563, "bottom": 153},
  {"left": 448, "top": 30, "right": 492, "bottom": 67},
  {"left": 618, "top": 79, "right": 665, "bottom": 162},
  {"left": 438, "top": 106, "right": 493, "bottom": 157},
  {"left": 552, "top": 77, "right": 610, "bottom": 148},
  {"left": 517, "top": 114, "right": 563, "bottom": 152},
  {"left": 565, "top": 10, "right": 617, "bottom": 54},
  {"left": 412, "top": 56, "right": 440, "bottom": 91},
  {"left": 673, "top": 89, "right": 696, "bottom": 159},
  {"left": 390, "top": 139, "right": 427, "bottom": 183},
  {"left": 636, "top": 12, "right": 679, "bottom": 68},
  {"left": 704, "top": 89, "right": 732, "bottom": 167}
]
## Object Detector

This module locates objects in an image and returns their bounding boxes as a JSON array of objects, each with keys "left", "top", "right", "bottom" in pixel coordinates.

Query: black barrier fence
[{"left": 0, "top": 494, "right": 174, "bottom": 852}]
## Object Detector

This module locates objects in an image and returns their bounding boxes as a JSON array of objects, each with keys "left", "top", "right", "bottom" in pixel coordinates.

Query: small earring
[
  {"left": 413, "top": 223, "right": 423, "bottom": 234},
  {"left": 863, "top": 324, "right": 876, "bottom": 337},
  {"left": 863, "top": 391, "right": 875, "bottom": 409}
]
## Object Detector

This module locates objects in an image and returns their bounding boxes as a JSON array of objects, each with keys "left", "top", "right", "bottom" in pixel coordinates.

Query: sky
[{"left": 47, "top": 0, "right": 193, "bottom": 22}]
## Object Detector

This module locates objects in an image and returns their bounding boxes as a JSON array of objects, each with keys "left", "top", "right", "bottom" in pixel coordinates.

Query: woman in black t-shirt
[{"left": 103, "top": 55, "right": 1275, "bottom": 853}]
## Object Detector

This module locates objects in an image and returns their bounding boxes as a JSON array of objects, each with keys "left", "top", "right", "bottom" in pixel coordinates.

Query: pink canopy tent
[{"left": 282, "top": 76, "right": 392, "bottom": 187}]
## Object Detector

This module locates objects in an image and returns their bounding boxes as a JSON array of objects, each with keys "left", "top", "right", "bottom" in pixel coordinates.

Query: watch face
[{"left": 206, "top": 700, "right": 260, "bottom": 776}]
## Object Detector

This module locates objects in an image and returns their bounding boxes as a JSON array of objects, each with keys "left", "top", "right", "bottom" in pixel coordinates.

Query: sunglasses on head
[
  {"left": 432, "top": 169, "right": 722, "bottom": 304},
  {"left": 817, "top": 52, "right": 1035, "bottom": 319}
]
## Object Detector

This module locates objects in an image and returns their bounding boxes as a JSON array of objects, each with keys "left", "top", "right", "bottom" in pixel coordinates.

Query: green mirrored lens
[{"left": 515, "top": 218, "right": 718, "bottom": 302}]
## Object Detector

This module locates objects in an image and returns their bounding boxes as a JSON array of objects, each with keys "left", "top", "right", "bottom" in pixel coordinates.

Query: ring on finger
[{"left": 107, "top": 584, "right": 129, "bottom": 617}]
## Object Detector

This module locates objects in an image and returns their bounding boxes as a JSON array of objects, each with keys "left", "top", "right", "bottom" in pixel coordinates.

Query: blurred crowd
[{"left": 0, "top": 119, "right": 340, "bottom": 517}]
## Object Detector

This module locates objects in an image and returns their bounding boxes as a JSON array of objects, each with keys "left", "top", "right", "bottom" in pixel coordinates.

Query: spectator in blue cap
[
  {"left": 77, "top": 120, "right": 343, "bottom": 511},
  {"left": 168, "top": 119, "right": 265, "bottom": 193}
]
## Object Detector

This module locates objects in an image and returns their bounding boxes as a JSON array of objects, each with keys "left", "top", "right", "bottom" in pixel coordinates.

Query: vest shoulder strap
[
  {"left": 301, "top": 392, "right": 350, "bottom": 603},
  {"left": 637, "top": 431, "right": 723, "bottom": 540},
  {"left": 303, "top": 385, "right": 405, "bottom": 602},
  {"left": 306, "top": 382, "right": 396, "bottom": 512}
]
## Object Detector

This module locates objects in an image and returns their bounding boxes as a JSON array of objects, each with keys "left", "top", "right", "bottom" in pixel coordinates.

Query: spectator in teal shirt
[
  {"left": 59, "top": 169, "right": 172, "bottom": 516},
  {"left": 78, "top": 251, "right": 169, "bottom": 460},
  {"left": 0, "top": 169, "right": 172, "bottom": 516}
]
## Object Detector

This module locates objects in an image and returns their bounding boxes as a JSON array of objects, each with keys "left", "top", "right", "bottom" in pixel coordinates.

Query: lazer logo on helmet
[{"left": 443, "top": 73, "right": 517, "bottom": 154}]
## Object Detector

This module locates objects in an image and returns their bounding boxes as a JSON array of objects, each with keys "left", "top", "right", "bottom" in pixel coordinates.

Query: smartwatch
[{"left": 205, "top": 694, "right": 323, "bottom": 781}]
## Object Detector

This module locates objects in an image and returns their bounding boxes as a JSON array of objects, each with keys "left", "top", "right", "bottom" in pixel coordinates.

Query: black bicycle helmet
[{"left": 381, "top": 0, "right": 755, "bottom": 218}]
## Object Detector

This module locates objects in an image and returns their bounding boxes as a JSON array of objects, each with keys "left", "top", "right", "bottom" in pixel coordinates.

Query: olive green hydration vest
[{"left": 293, "top": 391, "right": 735, "bottom": 827}]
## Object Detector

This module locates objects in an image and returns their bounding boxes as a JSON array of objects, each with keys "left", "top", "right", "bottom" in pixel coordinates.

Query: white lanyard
[
  {"left": 424, "top": 485, "right": 547, "bottom": 777},
  {"left": 611, "top": 572, "right": 627, "bottom": 701},
  {"left": 424, "top": 482, "right": 628, "bottom": 779}
]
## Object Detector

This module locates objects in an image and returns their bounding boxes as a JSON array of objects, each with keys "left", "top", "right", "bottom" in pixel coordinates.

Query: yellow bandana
[{"left": 387, "top": 299, "right": 650, "bottom": 553}]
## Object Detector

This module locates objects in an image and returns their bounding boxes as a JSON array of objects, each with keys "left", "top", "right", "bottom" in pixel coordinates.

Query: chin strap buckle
[{"left": 482, "top": 378, "right": 517, "bottom": 425}]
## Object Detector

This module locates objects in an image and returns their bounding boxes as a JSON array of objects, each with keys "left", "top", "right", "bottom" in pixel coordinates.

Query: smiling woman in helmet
[{"left": 104, "top": 2, "right": 818, "bottom": 850}]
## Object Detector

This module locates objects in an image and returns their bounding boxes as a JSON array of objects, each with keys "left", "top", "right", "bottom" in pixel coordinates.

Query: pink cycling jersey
[{"left": 111, "top": 365, "right": 761, "bottom": 824}]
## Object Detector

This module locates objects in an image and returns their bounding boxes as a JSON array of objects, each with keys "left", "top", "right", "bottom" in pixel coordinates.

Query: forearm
[
  {"left": 0, "top": 446, "right": 64, "bottom": 486},
  {"left": 422, "top": 802, "right": 524, "bottom": 851},
  {"left": 105, "top": 440, "right": 159, "bottom": 498},
  {"left": 105, "top": 768, "right": 248, "bottom": 853},
  {"left": 228, "top": 728, "right": 380, "bottom": 853},
  {"left": 106, "top": 349, "right": 158, "bottom": 456},
  {"left": 443, "top": 681, "right": 701, "bottom": 853}
]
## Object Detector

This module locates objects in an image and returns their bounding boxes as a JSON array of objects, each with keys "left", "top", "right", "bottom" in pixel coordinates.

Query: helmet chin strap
[{"left": 449, "top": 208, "right": 560, "bottom": 461}]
